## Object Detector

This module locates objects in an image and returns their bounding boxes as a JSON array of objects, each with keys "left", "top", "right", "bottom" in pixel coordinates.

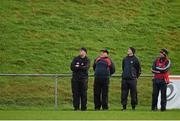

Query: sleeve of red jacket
[
  {"left": 156, "top": 59, "right": 171, "bottom": 73},
  {"left": 110, "top": 59, "right": 115, "bottom": 75}
]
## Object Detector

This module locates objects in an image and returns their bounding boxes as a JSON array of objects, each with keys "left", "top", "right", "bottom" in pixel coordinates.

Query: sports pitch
[{"left": 0, "top": 108, "right": 180, "bottom": 120}]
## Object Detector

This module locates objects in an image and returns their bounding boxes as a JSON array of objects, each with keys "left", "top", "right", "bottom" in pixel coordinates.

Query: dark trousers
[
  {"left": 94, "top": 77, "right": 109, "bottom": 110},
  {"left": 121, "top": 79, "right": 137, "bottom": 107},
  {"left": 71, "top": 78, "right": 88, "bottom": 110},
  {"left": 152, "top": 78, "right": 167, "bottom": 111}
]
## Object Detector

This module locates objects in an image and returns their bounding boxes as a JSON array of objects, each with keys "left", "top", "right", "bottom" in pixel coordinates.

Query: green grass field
[
  {"left": 0, "top": 109, "right": 180, "bottom": 120},
  {"left": 0, "top": 0, "right": 180, "bottom": 120},
  {"left": 1, "top": 0, "right": 180, "bottom": 74}
]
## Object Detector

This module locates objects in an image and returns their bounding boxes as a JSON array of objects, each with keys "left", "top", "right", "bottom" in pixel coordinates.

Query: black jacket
[
  {"left": 122, "top": 55, "right": 141, "bottom": 80},
  {"left": 70, "top": 56, "right": 90, "bottom": 79},
  {"left": 93, "top": 56, "right": 115, "bottom": 78}
]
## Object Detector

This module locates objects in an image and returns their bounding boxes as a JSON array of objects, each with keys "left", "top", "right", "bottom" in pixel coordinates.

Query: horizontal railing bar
[
  {"left": 0, "top": 74, "right": 69, "bottom": 77},
  {"left": 0, "top": 73, "right": 153, "bottom": 77}
]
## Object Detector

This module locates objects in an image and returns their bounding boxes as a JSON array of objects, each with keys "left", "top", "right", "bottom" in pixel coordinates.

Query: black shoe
[
  {"left": 121, "top": 108, "right": 126, "bottom": 111},
  {"left": 132, "top": 105, "right": 136, "bottom": 111},
  {"left": 122, "top": 105, "right": 126, "bottom": 111},
  {"left": 74, "top": 108, "right": 80, "bottom": 111},
  {"left": 81, "top": 109, "right": 87, "bottom": 111},
  {"left": 161, "top": 108, "right": 166, "bottom": 112},
  {"left": 152, "top": 109, "right": 157, "bottom": 112},
  {"left": 152, "top": 107, "right": 157, "bottom": 112},
  {"left": 102, "top": 108, "right": 108, "bottom": 111},
  {"left": 81, "top": 107, "right": 87, "bottom": 111},
  {"left": 95, "top": 108, "right": 100, "bottom": 111}
]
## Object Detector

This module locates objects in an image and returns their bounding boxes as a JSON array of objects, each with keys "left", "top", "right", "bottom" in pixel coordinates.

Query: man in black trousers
[
  {"left": 93, "top": 48, "right": 115, "bottom": 110},
  {"left": 70, "top": 48, "right": 90, "bottom": 111},
  {"left": 121, "top": 47, "right": 141, "bottom": 111},
  {"left": 151, "top": 48, "right": 171, "bottom": 111}
]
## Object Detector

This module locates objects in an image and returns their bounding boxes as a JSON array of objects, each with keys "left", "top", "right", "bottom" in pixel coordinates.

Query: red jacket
[{"left": 152, "top": 57, "right": 171, "bottom": 84}]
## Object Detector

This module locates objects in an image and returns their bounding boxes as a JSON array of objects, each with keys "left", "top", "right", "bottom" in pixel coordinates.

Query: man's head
[
  {"left": 101, "top": 48, "right": 110, "bottom": 57},
  {"left": 128, "top": 47, "right": 135, "bottom": 56},
  {"left": 79, "top": 47, "right": 87, "bottom": 58},
  {"left": 160, "top": 48, "right": 168, "bottom": 58}
]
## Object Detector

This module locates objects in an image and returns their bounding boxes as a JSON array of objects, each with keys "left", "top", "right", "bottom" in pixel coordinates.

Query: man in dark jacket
[
  {"left": 151, "top": 48, "right": 171, "bottom": 111},
  {"left": 121, "top": 47, "right": 141, "bottom": 111},
  {"left": 93, "top": 48, "right": 115, "bottom": 110},
  {"left": 70, "top": 48, "right": 90, "bottom": 111}
]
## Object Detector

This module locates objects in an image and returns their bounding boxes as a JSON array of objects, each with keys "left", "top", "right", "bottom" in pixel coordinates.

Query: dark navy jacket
[
  {"left": 122, "top": 55, "right": 141, "bottom": 80},
  {"left": 93, "top": 56, "right": 115, "bottom": 78},
  {"left": 70, "top": 56, "right": 90, "bottom": 79}
]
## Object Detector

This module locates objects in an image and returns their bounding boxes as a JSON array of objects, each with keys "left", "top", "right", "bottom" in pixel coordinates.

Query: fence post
[{"left": 54, "top": 76, "right": 58, "bottom": 111}]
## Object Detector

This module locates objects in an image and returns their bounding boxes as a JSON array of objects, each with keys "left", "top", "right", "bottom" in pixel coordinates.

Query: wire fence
[{"left": 0, "top": 74, "right": 153, "bottom": 110}]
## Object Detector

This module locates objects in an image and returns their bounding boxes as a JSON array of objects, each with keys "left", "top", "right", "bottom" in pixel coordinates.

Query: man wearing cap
[
  {"left": 93, "top": 48, "right": 115, "bottom": 110},
  {"left": 151, "top": 48, "right": 171, "bottom": 111},
  {"left": 70, "top": 48, "right": 90, "bottom": 111},
  {"left": 121, "top": 47, "right": 141, "bottom": 111}
]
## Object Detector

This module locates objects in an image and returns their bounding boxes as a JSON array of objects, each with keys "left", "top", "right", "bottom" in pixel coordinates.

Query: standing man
[
  {"left": 70, "top": 48, "right": 90, "bottom": 111},
  {"left": 151, "top": 48, "right": 171, "bottom": 111},
  {"left": 121, "top": 47, "right": 141, "bottom": 111},
  {"left": 93, "top": 48, "right": 115, "bottom": 110}
]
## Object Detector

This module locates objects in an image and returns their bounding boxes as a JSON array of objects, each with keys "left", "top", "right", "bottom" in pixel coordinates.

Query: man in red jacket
[
  {"left": 151, "top": 48, "right": 171, "bottom": 111},
  {"left": 93, "top": 48, "right": 115, "bottom": 110}
]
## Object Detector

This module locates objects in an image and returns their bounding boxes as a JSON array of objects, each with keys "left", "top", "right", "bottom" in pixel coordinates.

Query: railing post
[{"left": 54, "top": 76, "right": 58, "bottom": 111}]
